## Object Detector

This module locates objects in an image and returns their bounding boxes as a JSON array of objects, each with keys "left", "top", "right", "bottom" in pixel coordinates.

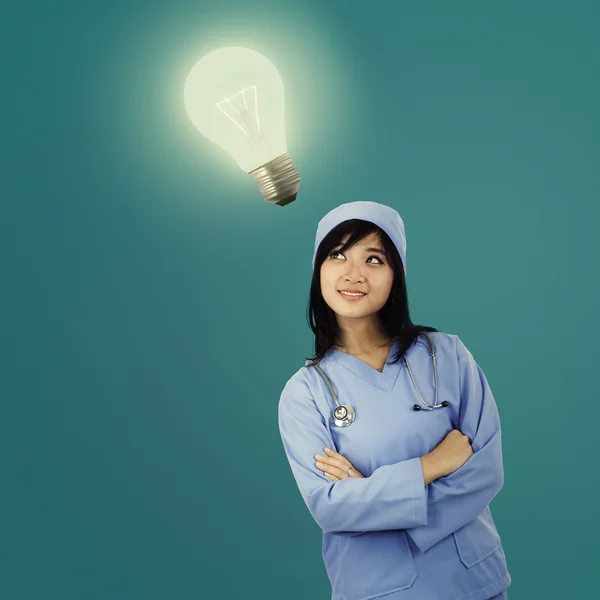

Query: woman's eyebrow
[
  {"left": 364, "top": 247, "right": 386, "bottom": 256},
  {"left": 334, "top": 244, "right": 387, "bottom": 257},
  {"left": 334, "top": 243, "right": 388, "bottom": 259}
]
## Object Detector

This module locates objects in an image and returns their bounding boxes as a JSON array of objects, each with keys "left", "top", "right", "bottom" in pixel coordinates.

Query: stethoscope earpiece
[{"left": 413, "top": 400, "right": 449, "bottom": 411}]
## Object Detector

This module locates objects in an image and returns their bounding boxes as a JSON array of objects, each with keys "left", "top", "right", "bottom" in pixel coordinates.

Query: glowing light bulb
[{"left": 184, "top": 46, "right": 301, "bottom": 207}]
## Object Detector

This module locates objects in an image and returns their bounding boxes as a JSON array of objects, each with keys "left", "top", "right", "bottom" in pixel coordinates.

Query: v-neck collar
[{"left": 324, "top": 339, "right": 403, "bottom": 392}]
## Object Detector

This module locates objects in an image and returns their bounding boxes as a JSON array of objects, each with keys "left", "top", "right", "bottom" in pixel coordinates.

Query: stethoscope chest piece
[{"left": 333, "top": 404, "right": 355, "bottom": 427}]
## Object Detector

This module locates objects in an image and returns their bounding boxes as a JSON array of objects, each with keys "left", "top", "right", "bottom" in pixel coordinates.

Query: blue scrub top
[{"left": 278, "top": 332, "right": 511, "bottom": 600}]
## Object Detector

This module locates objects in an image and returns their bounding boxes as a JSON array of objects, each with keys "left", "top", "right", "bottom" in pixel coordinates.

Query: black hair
[{"left": 303, "top": 218, "right": 438, "bottom": 368}]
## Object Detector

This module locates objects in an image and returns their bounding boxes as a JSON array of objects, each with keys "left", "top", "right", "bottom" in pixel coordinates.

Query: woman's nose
[{"left": 343, "top": 263, "right": 365, "bottom": 280}]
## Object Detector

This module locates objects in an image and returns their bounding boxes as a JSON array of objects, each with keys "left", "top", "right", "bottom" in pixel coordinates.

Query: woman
[{"left": 278, "top": 201, "right": 511, "bottom": 600}]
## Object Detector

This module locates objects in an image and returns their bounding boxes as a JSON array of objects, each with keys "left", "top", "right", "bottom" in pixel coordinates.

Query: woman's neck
[{"left": 333, "top": 336, "right": 395, "bottom": 356}]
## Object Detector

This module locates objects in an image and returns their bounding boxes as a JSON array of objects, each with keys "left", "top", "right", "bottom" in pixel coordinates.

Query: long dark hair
[{"left": 303, "top": 218, "right": 438, "bottom": 368}]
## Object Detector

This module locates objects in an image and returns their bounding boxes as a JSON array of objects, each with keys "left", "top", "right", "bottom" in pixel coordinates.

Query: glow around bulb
[{"left": 184, "top": 46, "right": 300, "bottom": 206}]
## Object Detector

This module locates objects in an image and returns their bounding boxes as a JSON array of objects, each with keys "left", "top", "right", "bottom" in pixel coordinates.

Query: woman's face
[{"left": 320, "top": 232, "right": 395, "bottom": 322}]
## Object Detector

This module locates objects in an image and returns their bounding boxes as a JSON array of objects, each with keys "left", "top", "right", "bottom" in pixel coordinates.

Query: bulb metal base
[{"left": 249, "top": 152, "right": 301, "bottom": 206}]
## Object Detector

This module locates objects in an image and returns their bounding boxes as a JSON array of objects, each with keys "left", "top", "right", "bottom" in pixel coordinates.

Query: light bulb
[{"left": 184, "top": 46, "right": 301, "bottom": 207}]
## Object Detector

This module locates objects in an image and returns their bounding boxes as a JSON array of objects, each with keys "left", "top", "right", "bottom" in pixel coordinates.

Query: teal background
[{"left": 3, "top": 1, "right": 599, "bottom": 598}]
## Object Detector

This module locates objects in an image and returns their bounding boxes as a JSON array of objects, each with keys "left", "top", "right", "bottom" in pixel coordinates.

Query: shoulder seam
[{"left": 453, "top": 333, "right": 470, "bottom": 362}]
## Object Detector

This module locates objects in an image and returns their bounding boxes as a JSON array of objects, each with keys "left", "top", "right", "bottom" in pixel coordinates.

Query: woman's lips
[{"left": 338, "top": 291, "right": 367, "bottom": 301}]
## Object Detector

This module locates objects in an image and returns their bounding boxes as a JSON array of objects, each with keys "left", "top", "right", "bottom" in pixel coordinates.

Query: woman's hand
[
  {"left": 426, "top": 429, "right": 474, "bottom": 478},
  {"left": 314, "top": 447, "right": 365, "bottom": 481}
]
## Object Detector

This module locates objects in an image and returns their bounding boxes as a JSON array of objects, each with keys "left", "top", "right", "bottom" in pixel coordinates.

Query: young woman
[{"left": 278, "top": 201, "right": 510, "bottom": 600}]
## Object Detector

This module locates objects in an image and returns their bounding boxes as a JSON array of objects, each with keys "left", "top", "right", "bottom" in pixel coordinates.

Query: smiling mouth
[{"left": 338, "top": 290, "right": 367, "bottom": 300}]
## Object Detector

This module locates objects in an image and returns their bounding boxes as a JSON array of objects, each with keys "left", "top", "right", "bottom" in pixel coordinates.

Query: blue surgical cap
[{"left": 311, "top": 201, "right": 407, "bottom": 275}]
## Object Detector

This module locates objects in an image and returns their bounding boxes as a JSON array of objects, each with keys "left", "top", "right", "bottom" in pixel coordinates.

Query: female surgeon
[{"left": 278, "top": 201, "right": 511, "bottom": 600}]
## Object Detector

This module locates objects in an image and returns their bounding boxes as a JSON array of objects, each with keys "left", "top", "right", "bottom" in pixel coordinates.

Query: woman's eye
[{"left": 329, "top": 251, "right": 383, "bottom": 264}]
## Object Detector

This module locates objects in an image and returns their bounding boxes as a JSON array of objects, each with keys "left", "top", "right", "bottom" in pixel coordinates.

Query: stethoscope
[{"left": 305, "top": 332, "right": 449, "bottom": 427}]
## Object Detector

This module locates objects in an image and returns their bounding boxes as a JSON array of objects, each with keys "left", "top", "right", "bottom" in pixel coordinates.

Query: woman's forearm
[{"left": 420, "top": 454, "right": 441, "bottom": 486}]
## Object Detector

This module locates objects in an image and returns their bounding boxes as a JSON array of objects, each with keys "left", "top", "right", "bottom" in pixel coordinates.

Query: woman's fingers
[
  {"left": 316, "top": 460, "right": 348, "bottom": 478},
  {"left": 315, "top": 453, "right": 349, "bottom": 472},
  {"left": 315, "top": 448, "right": 364, "bottom": 479},
  {"left": 315, "top": 449, "right": 353, "bottom": 479}
]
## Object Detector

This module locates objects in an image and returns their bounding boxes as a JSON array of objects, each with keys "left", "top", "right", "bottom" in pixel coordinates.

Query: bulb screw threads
[{"left": 249, "top": 152, "right": 301, "bottom": 206}]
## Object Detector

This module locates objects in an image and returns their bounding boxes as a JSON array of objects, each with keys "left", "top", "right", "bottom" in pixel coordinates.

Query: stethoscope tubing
[{"left": 307, "top": 333, "right": 449, "bottom": 427}]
